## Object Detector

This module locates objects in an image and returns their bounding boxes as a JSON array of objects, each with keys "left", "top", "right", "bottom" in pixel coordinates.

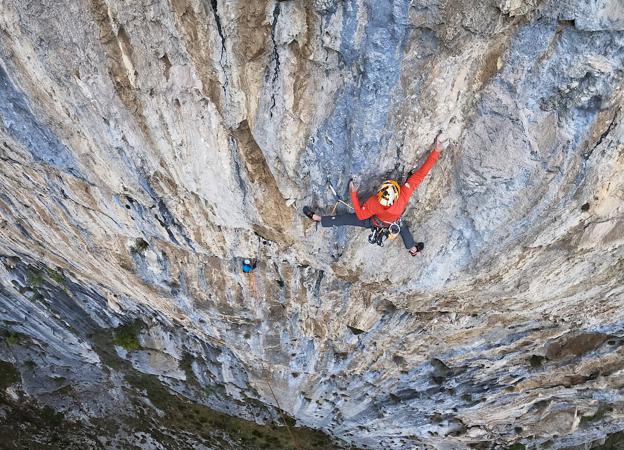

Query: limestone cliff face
[{"left": 1, "top": 0, "right": 624, "bottom": 448}]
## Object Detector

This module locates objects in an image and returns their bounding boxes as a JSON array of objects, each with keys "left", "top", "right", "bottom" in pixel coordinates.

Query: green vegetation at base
[
  {"left": 0, "top": 361, "right": 20, "bottom": 389},
  {"left": 88, "top": 322, "right": 348, "bottom": 449},
  {"left": 0, "top": 394, "right": 78, "bottom": 449},
  {"left": 22, "top": 265, "right": 68, "bottom": 300},
  {"left": 39, "top": 405, "right": 65, "bottom": 427},
  {"left": 47, "top": 268, "right": 66, "bottom": 285},
  {"left": 112, "top": 321, "right": 143, "bottom": 351},
  {"left": 596, "top": 430, "right": 624, "bottom": 450},
  {"left": 1, "top": 329, "right": 31, "bottom": 349},
  {"left": 179, "top": 352, "right": 197, "bottom": 384},
  {"left": 507, "top": 444, "right": 526, "bottom": 450},
  {"left": 25, "top": 268, "right": 45, "bottom": 301},
  {"left": 0, "top": 316, "right": 358, "bottom": 449},
  {"left": 26, "top": 269, "right": 44, "bottom": 290},
  {"left": 125, "top": 370, "right": 340, "bottom": 449}
]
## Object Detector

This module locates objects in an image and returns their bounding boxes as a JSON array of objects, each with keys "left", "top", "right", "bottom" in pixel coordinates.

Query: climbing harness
[
  {"left": 368, "top": 219, "right": 401, "bottom": 247},
  {"left": 368, "top": 226, "right": 389, "bottom": 246}
]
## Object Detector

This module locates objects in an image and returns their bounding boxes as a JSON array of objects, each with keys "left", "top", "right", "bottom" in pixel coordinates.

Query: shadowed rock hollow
[{"left": 1, "top": 0, "right": 623, "bottom": 448}]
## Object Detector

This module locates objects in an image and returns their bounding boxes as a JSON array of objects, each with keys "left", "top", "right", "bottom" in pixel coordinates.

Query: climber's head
[{"left": 377, "top": 180, "right": 400, "bottom": 207}]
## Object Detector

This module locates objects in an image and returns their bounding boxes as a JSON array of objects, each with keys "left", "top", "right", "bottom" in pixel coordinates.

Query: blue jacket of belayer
[{"left": 242, "top": 259, "right": 256, "bottom": 273}]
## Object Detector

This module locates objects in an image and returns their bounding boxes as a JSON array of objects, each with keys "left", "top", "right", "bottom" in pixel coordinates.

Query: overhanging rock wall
[{"left": 0, "top": 0, "right": 623, "bottom": 448}]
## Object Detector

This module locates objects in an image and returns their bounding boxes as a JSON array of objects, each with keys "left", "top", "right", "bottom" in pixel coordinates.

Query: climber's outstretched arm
[
  {"left": 401, "top": 135, "right": 446, "bottom": 199},
  {"left": 350, "top": 180, "right": 375, "bottom": 220}
]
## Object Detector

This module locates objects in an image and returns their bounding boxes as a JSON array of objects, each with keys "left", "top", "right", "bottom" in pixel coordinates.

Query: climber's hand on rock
[
  {"left": 349, "top": 179, "right": 357, "bottom": 193},
  {"left": 435, "top": 134, "right": 448, "bottom": 153}
]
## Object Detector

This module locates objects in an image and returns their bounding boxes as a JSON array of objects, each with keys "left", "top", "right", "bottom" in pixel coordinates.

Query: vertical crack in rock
[
  {"left": 269, "top": 1, "right": 282, "bottom": 115},
  {"left": 583, "top": 108, "right": 620, "bottom": 160},
  {"left": 115, "top": 25, "right": 137, "bottom": 88},
  {"left": 148, "top": 189, "right": 196, "bottom": 250},
  {"left": 233, "top": 120, "right": 293, "bottom": 244},
  {"left": 209, "top": 0, "right": 226, "bottom": 60},
  {"left": 313, "top": 269, "right": 324, "bottom": 301},
  {"left": 228, "top": 134, "right": 249, "bottom": 202},
  {"left": 208, "top": 0, "right": 229, "bottom": 97},
  {"left": 171, "top": 0, "right": 225, "bottom": 114},
  {"left": 120, "top": 153, "right": 195, "bottom": 249}
]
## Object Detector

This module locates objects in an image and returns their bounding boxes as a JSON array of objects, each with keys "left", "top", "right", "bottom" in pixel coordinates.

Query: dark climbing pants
[{"left": 320, "top": 213, "right": 416, "bottom": 250}]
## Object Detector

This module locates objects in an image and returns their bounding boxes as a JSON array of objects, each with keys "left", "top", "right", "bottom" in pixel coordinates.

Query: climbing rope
[
  {"left": 327, "top": 177, "right": 354, "bottom": 214},
  {"left": 262, "top": 364, "right": 301, "bottom": 450}
]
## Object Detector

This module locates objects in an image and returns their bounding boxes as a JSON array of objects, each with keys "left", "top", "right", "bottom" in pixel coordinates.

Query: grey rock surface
[{"left": 0, "top": 0, "right": 623, "bottom": 448}]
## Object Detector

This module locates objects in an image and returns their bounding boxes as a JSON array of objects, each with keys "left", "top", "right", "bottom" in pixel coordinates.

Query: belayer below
[
  {"left": 304, "top": 134, "right": 446, "bottom": 256},
  {"left": 241, "top": 258, "right": 257, "bottom": 273}
]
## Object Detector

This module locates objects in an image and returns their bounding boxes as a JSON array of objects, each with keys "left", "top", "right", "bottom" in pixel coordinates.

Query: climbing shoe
[
  {"left": 409, "top": 242, "right": 425, "bottom": 256},
  {"left": 303, "top": 206, "right": 316, "bottom": 221}
]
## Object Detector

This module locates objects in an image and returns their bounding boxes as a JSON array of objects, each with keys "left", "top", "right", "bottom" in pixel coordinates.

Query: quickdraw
[
  {"left": 368, "top": 226, "right": 389, "bottom": 246},
  {"left": 327, "top": 177, "right": 354, "bottom": 214},
  {"left": 368, "top": 219, "right": 401, "bottom": 247}
]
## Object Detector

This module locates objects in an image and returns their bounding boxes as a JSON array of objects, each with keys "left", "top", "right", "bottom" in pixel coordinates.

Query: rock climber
[
  {"left": 303, "top": 134, "right": 446, "bottom": 256},
  {"left": 241, "top": 258, "right": 257, "bottom": 273}
]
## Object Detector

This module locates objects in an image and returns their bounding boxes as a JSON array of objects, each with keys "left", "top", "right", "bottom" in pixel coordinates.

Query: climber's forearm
[
  {"left": 405, "top": 150, "right": 440, "bottom": 190},
  {"left": 351, "top": 191, "right": 373, "bottom": 220}
]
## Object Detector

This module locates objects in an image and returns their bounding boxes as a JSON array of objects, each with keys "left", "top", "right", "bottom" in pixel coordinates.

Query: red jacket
[{"left": 351, "top": 150, "right": 440, "bottom": 224}]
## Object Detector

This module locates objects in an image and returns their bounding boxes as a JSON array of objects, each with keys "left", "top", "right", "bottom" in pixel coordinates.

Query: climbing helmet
[{"left": 377, "top": 180, "right": 400, "bottom": 206}]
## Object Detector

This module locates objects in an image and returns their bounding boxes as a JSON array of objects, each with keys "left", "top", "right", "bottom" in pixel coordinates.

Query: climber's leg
[
  {"left": 304, "top": 207, "right": 371, "bottom": 229},
  {"left": 399, "top": 223, "right": 416, "bottom": 249},
  {"left": 320, "top": 213, "right": 371, "bottom": 229},
  {"left": 400, "top": 223, "right": 425, "bottom": 255}
]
